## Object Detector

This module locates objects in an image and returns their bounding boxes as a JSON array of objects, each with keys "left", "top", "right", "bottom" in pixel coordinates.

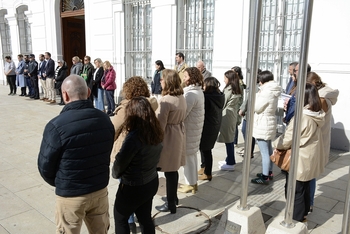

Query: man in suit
[
  {"left": 43, "top": 52, "right": 56, "bottom": 104},
  {"left": 38, "top": 54, "right": 47, "bottom": 101},
  {"left": 28, "top": 54, "right": 39, "bottom": 99},
  {"left": 23, "top": 55, "right": 32, "bottom": 97},
  {"left": 196, "top": 60, "right": 212, "bottom": 79}
]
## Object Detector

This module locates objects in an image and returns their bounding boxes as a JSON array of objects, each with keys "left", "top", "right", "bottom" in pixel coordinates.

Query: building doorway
[{"left": 61, "top": 0, "right": 85, "bottom": 71}]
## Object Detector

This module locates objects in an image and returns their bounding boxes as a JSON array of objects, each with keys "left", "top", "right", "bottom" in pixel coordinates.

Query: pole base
[
  {"left": 215, "top": 202, "right": 266, "bottom": 234},
  {"left": 266, "top": 216, "right": 308, "bottom": 234}
]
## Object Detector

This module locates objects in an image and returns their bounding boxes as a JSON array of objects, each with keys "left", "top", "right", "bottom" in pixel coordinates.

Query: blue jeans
[
  {"left": 310, "top": 178, "right": 316, "bottom": 206},
  {"left": 241, "top": 119, "right": 256, "bottom": 155},
  {"left": 25, "top": 77, "right": 33, "bottom": 95},
  {"left": 105, "top": 90, "right": 115, "bottom": 114},
  {"left": 225, "top": 142, "right": 236, "bottom": 165},
  {"left": 95, "top": 88, "right": 105, "bottom": 111},
  {"left": 256, "top": 139, "right": 273, "bottom": 176}
]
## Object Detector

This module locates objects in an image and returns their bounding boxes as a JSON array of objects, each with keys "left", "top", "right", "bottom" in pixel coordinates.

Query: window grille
[
  {"left": 16, "top": 5, "right": 32, "bottom": 54},
  {"left": 124, "top": 0, "right": 152, "bottom": 82},
  {"left": 62, "top": 0, "right": 84, "bottom": 12},
  {"left": 176, "top": 0, "right": 215, "bottom": 71},
  {"left": 0, "top": 10, "right": 12, "bottom": 57},
  {"left": 259, "top": 0, "right": 304, "bottom": 87}
]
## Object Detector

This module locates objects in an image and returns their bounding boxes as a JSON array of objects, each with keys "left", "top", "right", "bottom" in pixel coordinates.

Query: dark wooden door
[{"left": 62, "top": 17, "right": 86, "bottom": 72}]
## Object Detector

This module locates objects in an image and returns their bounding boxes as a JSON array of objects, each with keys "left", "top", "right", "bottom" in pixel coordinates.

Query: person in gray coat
[{"left": 70, "top": 56, "right": 83, "bottom": 75}]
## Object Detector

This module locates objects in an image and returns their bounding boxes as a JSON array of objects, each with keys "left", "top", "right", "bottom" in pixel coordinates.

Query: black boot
[{"left": 155, "top": 202, "right": 176, "bottom": 213}]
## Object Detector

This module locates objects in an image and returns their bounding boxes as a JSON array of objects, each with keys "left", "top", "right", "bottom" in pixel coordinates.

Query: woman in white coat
[
  {"left": 251, "top": 71, "right": 282, "bottom": 185},
  {"left": 177, "top": 67, "right": 205, "bottom": 194}
]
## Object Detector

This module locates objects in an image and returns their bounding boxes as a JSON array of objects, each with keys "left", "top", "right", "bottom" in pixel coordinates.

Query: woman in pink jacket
[{"left": 101, "top": 60, "right": 116, "bottom": 116}]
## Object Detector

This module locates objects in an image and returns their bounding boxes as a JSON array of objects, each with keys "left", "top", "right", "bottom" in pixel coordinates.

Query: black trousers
[
  {"left": 200, "top": 150, "right": 213, "bottom": 176},
  {"left": 6, "top": 75, "right": 16, "bottom": 94},
  {"left": 164, "top": 171, "right": 179, "bottom": 209},
  {"left": 285, "top": 173, "right": 310, "bottom": 221},
  {"left": 30, "top": 76, "right": 39, "bottom": 98},
  {"left": 114, "top": 177, "right": 158, "bottom": 234}
]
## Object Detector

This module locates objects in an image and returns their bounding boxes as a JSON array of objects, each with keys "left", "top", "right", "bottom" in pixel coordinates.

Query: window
[
  {"left": 124, "top": 0, "right": 152, "bottom": 82},
  {"left": 16, "top": 5, "right": 32, "bottom": 54},
  {"left": 259, "top": 0, "right": 304, "bottom": 86},
  {"left": 62, "top": 0, "right": 84, "bottom": 12},
  {"left": 177, "top": 0, "right": 215, "bottom": 71},
  {"left": 0, "top": 9, "right": 12, "bottom": 57}
]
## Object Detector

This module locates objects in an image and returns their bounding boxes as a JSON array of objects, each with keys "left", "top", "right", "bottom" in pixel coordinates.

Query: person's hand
[
  {"left": 283, "top": 98, "right": 290, "bottom": 111},
  {"left": 239, "top": 110, "right": 245, "bottom": 117}
]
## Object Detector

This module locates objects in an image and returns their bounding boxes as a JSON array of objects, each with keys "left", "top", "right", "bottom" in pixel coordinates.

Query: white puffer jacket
[
  {"left": 184, "top": 84, "right": 205, "bottom": 155},
  {"left": 253, "top": 81, "right": 282, "bottom": 140}
]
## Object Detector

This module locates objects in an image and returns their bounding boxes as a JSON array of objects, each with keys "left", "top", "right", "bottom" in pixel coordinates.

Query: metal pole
[
  {"left": 281, "top": 0, "right": 314, "bottom": 227},
  {"left": 341, "top": 167, "right": 350, "bottom": 234},
  {"left": 238, "top": 0, "right": 262, "bottom": 210}
]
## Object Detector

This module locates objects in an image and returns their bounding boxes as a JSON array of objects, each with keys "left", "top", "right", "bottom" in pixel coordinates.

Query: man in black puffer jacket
[{"left": 38, "top": 74, "right": 114, "bottom": 234}]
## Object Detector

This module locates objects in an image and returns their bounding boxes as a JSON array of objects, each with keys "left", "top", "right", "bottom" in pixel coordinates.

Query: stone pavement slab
[{"left": 0, "top": 85, "right": 349, "bottom": 234}]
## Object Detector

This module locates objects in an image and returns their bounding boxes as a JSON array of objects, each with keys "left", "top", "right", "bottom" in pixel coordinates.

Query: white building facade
[{"left": 0, "top": 0, "right": 349, "bottom": 151}]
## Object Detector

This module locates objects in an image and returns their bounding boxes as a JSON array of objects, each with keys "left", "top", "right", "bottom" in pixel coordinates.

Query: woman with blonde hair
[
  {"left": 155, "top": 69, "right": 186, "bottom": 214},
  {"left": 101, "top": 60, "right": 116, "bottom": 116},
  {"left": 70, "top": 56, "right": 83, "bottom": 75},
  {"left": 92, "top": 58, "right": 105, "bottom": 111}
]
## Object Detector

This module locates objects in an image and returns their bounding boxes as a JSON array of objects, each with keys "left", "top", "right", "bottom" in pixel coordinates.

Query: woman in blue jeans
[
  {"left": 217, "top": 70, "right": 242, "bottom": 171},
  {"left": 251, "top": 71, "right": 281, "bottom": 185}
]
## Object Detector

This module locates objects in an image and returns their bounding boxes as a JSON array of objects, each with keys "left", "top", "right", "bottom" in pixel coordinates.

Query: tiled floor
[{"left": 0, "top": 85, "right": 349, "bottom": 233}]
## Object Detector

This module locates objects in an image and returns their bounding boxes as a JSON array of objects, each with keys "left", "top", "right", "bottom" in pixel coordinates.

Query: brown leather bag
[{"left": 270, "top": 149, "right": 291, "bottom": 172}]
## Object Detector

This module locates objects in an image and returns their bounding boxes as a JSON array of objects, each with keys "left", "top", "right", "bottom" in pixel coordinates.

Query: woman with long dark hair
[
  {"left": 54, "top": 60, "right": 68, "bottom": 105},
  {"left": 273, "top": 83, "right": 325, "bottom": 222},
  {"left": 217, "top": 70, "right": 242, "bottom": 171},
  {"left": 198, "top": 77, "right": 225, "bottom": 181},
  {"left": 112, "top": 97, "right": 163, "bottom": 234},
  {"left": 151, "top": 60, "right": 165, "bottom": 100}
]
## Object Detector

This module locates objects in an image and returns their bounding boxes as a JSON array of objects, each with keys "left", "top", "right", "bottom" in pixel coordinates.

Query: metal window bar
[
  {"left": 0, "top": 12, "right": 12, "bottom": 57},
  {"left": 124, "top": 0, "right": 152, "bottom": 82},
  {"left": 259, "top": 0, "right": 304, "bottom": 87},
  {"left": 176, "top": 0, "right": 214, "bottom": 71}
]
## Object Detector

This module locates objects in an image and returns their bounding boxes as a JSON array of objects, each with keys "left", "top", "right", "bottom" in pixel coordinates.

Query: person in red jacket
[{"left": 102, "top": 60, "right": 116, "bottom": 116}]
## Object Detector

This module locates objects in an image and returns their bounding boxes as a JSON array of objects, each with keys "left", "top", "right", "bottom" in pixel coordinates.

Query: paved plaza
[{"left": 0, "top": 84, "right": 349, "bottom": 234}]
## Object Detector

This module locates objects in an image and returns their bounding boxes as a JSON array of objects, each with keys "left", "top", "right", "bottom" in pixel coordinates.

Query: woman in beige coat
[
  {"left": 272, "top": 83, "right": 325, "bottom": 222},
  {"left": 217, "top": 70, "right": 242, "bottom": 171},
  {"left": 155, "top": 69, "right": 187, "bottom": 214},
  {"left": 307, "top": 72, "right": 339, "bottom": 211}
]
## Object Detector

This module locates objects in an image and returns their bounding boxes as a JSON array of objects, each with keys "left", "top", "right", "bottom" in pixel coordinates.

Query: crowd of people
[
  {"left": 4, "top": 53, "right": 116, "bottom": 110},
  {"left": 31, "top": 51, "right": 339, "bottom": 233}
]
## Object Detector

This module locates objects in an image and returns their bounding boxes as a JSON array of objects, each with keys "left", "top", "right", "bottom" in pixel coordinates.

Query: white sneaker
[
  {"left": 219, "top": 164, "right": 235, "bottom": 171},
  {"left": 218, "top": 161, "right": 226, "bottom": 166}
]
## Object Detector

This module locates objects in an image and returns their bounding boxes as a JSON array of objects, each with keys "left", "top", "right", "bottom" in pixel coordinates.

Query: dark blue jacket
[
  {"left": 285, "top": 95, "right": 296, "bottom": 124},
  {"left": 151, "top": 70, "right": 162, "bottom": 94},
  {"left": 38, "top": 100, "right": 115, "bottom": 197},
  {"left": 44, "top": 58, "right": 55, "bottom": 78}
]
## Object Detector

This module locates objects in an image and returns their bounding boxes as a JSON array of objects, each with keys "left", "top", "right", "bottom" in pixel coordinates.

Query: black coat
[
  {"left": 28, "top": 60, "right": 38, "bottom": 78},
  {"left": 54, "top": 63, "right": 68, "bottom": 89},
  {"left": 151, "top": 70, "right": 162, "bottom": 94},
  {"left": 112, "top": 130, "right": 163, "bottom": 186},
  {"left": 199, "top": 91, "right": 225, "bottom": 151},
  {"left": 92, "top": 67, "right": 104, "bottom": 97},
  {"left": 37, "top": 100, "right": 115, "bottom": 197}
]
